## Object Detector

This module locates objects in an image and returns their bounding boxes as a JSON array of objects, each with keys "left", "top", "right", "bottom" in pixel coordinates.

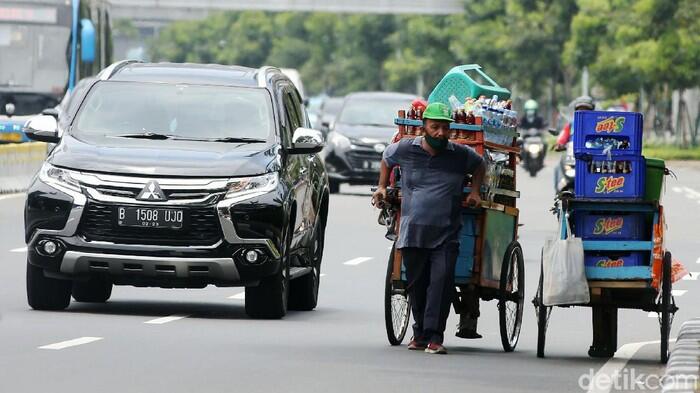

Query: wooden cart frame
[
  {"left": 532, "top": 196, "right": 678, "bottom": 363},
  {"left": 382, "top": 119, "right": 525, "bottom": 352}
]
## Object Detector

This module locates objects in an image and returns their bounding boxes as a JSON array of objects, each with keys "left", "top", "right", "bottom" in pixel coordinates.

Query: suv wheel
[
  {"left": 289, "top": 220, "right": 324, "bottom": 311},
  {"left": 245, "top": 266, "right": 289, "bottom": 319},
  {"left": 72, "top": 278, "right": 113, "bottom": 303},
  {"left": 26, "top": 261, "right": 71, "bottom": 311},
  {"left": 245, "top": 227, "right": 292, "bottom": 319}
]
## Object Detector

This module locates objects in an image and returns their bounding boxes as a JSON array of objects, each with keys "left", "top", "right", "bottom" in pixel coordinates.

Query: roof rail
[
  {"left": 97, "top": 59, "right": 143, "bottom": 81},
  {"left": 257, "top": 66, "right": 282, "bottom": 87}
]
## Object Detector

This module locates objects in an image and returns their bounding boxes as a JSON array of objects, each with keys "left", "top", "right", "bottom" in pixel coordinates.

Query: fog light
[
  {"left": 245, "top": 250, "right": 260, "bottom": 263},
  {"left": 43, "top": 241, "right": 58, "bottom": 255}
]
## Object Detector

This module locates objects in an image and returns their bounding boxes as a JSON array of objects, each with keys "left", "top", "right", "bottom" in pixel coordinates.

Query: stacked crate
[
  {"left": 573, "top": 111, "right": 649, "bottom": 268},
  {"left": 573, "top": 111, "right": 645, "bottom": 199}
]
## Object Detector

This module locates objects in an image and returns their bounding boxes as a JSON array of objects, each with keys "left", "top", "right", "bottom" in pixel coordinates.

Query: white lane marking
[
  {"left": 586, "top": 339, "right": 676, "bottom": 393},
  {"left": 682, "top": 272, "right": 699, "bottom": 280},
  {"left": 344, "top": 257, "right": 373, "bottom": 266},
  {"left": 144, "top": 314, "right": 189, "bottom": 324},
  {"left": 682, "top": 187, "right": 700, "bottom": 199},
  {"left": 696, "top": 257, "right": 700, "bottom": 264},
  {"left": 672, "top": 290, "right": 687, "bottom": 297},
  {"left": 320, "top": 273, "right": 327, "bottom": 277},
  {"left": 39, "top": 337, "right": 103, "bottom": 350},
  {"left": 10, "top": 247, "right": 27, "bottom": 253},
  {"left": 0, "top": 193, "right": 24, "bottom": 201},
  {"left": 672, "top": 187, "right": 683, "bottom": 193},
  {"left": 228, "top": 292, "right": 245, "bottom": 300}
]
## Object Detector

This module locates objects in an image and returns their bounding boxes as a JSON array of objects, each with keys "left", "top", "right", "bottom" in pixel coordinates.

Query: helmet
[
  {"left": 572, "top": 95, "right": 594, "bottom": 111},
  {"left": 524, "top": 99, "right": 538, "bottom": 112}
]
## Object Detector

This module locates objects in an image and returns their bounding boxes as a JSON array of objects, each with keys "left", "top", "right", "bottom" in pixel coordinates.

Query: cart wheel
[
  {"left": 660, "top": 251, "right": 673, "bottom": 364},
  {"left": 499, "top": 241, "right": 525, "bottom": 352},
  {"left": 384, "top": 245, "right": 411, "bottom": 345},
  {"left": 534, "top": 250, "right": 552, "bottom": 358}
]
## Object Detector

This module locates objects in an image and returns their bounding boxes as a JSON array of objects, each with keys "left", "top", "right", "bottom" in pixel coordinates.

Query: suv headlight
[
  {"left": 327, "top": 131, "right": 351, "bottom": 150},
  {"left": 225, "top": 172, "right": 279, "bottom": 200},
  {"left": 38, "top": 163, "right": 81, "bottom": 192}
]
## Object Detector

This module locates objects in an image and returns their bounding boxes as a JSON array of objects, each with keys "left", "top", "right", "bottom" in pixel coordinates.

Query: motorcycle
[
  {"left": 551, "top": 128, "right": 575, "bottom": 194},
  {"left": 519, "top": 128, "right": 546, "bottom": 177}
]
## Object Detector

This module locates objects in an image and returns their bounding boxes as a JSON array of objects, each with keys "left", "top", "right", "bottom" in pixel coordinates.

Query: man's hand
[
  {"left": 372, "top": 186, "right": 387, "bottom": 208},
  {"left": 465, "top": 190, "right": 482, "bottom": 208}
]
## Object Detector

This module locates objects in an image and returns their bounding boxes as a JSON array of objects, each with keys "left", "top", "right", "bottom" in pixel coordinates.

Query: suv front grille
[
  {"left": 94, "top": 186, "right": 217, "bottom": 201},
  {"left": 78, "top": 202, "right": 222, "bottom": 246},
  {"left": 346, "top": 150, "right": 382, "bottom": 171}
]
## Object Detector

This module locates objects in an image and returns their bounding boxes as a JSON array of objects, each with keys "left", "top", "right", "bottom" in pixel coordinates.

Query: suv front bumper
[{"left": 25, "top": 173, "right": 285, "bottom": 287}]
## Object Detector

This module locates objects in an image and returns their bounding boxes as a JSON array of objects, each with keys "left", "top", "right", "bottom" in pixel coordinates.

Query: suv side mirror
[
  {"left": 24, "top": 115, "right": 60, "bottom": 143},
  {"left": 42, "top": 108, "right": 59, "bottom": 118},
  {"left": 289, "top": 127, "right": 324, "bottom": 154}
]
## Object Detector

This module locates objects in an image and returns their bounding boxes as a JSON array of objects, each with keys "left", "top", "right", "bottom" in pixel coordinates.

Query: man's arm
[
  {"left": 465, "top": 160, "right": 486, "bottom": 208},
  {"left": 372, "top": 159, "right": 391, "bottom": 207},
  {"left": 372, "top": 141, "right": 402, "bottom": 208},
  {"left": 555, "top": 123, "right": 571, "bottom": 149}
]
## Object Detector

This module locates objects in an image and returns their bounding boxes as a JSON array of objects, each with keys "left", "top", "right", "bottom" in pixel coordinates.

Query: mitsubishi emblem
[{"left": 137, "top": 181, "right": 167, "bottom": 201}]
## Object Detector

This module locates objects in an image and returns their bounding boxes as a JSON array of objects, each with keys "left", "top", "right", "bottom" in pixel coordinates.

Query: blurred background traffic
[{"left": 1, "top": 0, "right": 699, "bottom": 194}]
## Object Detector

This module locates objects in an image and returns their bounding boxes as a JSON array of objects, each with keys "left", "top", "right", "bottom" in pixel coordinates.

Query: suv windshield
[
  {"left": 337, "top": 97, "right": 413, "bottom": 127},
  {"left": 74, "top": 82, "right": 274, "bottom": 141}
]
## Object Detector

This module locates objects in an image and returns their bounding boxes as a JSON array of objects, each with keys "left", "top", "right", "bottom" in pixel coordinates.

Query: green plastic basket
[
  {"left": 644, "top": 157, "right": 666, "bottom": 201},
  {"left": 428, "top": 64, "right": 511, "bottom": 106}
]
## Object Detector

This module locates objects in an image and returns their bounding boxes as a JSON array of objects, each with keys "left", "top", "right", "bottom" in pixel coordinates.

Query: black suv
[{"left": 23, "top": 61, "right": 329, "bottom": 319}]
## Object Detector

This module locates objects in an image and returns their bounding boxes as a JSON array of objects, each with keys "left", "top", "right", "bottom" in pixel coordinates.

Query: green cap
[{"left": 422, "top": 102, "right": 453, "bottom": 122}]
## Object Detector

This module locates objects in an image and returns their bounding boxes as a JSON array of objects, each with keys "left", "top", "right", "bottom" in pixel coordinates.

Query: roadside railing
[{"left": 0, "top": 142, "right": 47, "bottom": 194}]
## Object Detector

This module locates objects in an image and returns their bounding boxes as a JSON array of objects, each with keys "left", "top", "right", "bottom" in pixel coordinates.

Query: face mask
[{"left": 424, "top": 134, "right": 448, "bottom": 151}]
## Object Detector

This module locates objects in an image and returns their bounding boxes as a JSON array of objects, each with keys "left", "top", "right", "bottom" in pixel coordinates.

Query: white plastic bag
[{"left": 542, "top": 215, "right": 590, "bottom": 306}]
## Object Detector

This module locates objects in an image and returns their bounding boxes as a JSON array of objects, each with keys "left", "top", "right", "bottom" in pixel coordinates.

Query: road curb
[{"left": 662, "top": 318, "right": 700, "bottom": 393}]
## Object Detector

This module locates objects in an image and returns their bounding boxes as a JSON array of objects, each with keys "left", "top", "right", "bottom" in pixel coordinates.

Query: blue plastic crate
[
  {"left": 573, "top": 111, "right": 643, "bottom": 157},
  {"left": 574, "top": 212, "right": 645, "bottom": 240},
  {"left": 585, "top": 266, "right": 652, "bottom": 280},
  {"left": 584, "top": 251, "right": 647, "bottom": 268},
  {"left": 575, "top": 156, "right": 646, "bottom": 199},
  {"left": 455, "top": 213, "right": 479, "bottom": 281}
]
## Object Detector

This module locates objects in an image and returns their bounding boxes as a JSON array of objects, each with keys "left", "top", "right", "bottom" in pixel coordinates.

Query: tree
[
  {"left": 384, "top": 15, "right": 456, "bottom": 96},
  {"left": 566, "top": 0, "right": 700, "bottom": 143}
]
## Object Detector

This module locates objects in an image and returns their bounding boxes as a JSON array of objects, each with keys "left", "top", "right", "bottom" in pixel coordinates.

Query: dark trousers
[{"left": 401, "top": 242, "right": 459, "bottom": 344}]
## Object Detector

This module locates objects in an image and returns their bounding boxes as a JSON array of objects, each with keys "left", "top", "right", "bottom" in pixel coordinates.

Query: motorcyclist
[
  {"left": 519, "top": 99, "right": 545, "bottom": 130},
  {"left": 553, "top": 95, "right": 595, "bottom": 151}
]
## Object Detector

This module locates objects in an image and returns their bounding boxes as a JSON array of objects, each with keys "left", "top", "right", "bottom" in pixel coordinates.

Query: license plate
[
  {"left": 117, "top": 206, "right": 184, "bottom": 229},
  {"left": 363, "top": 160, "right": 381, "bottom": 170}
]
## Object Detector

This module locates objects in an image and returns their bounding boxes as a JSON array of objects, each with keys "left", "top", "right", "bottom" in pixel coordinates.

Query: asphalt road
[{"left": 1, "top": 157, "right": 699, "bottom": 393}]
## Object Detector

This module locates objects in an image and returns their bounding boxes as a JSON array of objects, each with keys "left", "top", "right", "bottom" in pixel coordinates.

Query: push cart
[
  {"left": 533, "top": 195, "right": 678, "bottom": 363},
  {"left": 380, "top": 71, "right": 526, "bottom": 351}
]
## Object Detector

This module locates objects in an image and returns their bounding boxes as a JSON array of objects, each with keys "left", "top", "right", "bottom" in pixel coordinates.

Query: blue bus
[{"left": 0, "top": 0, "right": 112, "bottom": 143}]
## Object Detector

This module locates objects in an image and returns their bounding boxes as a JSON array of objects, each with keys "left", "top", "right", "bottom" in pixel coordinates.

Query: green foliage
[
  {"left": 147, "top": 1, "right": 699, "bottom": 102},
  {"left": 643, "top": 144, "right": 700, "bottom": 161},
  {"left": 567, "top": 0, "right": 700, "bottom": 96}
]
